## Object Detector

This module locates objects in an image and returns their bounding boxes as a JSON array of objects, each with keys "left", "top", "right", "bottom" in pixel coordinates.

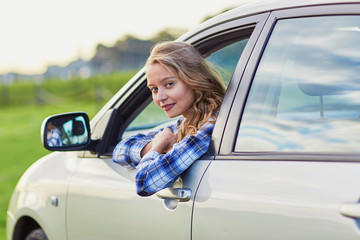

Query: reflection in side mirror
[{"left": 41, "top": 112, "right": 91, "bottom": 151}]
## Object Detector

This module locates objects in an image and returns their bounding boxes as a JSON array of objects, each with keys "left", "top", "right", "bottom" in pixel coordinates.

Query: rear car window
[{"left": 235, "top": 16, "right": 360, "bottom": 153}]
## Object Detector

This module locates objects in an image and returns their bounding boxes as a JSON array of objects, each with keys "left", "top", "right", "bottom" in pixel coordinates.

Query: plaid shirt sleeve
[
  {"left": 112, "top": 119, "right": 181, "bottom": 169},
  {"left": 135, "top": 121, "right": 214, "bottom": 197}
]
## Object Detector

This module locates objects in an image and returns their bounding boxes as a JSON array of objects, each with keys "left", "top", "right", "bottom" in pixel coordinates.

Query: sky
[{"left": 0, "top": 0, "right": 255, "bottom": 75}]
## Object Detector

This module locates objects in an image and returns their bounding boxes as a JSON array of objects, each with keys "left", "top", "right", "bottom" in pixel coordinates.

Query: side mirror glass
[{"left": 41, "top": 112, "right": 91, "bottom": 151}]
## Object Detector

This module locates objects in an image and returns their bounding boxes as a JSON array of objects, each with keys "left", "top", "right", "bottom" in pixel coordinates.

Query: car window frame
[
  {"left": 89, "top": 13, "right": 270, "bottom": 157},
  {"left": 191, "top": 13, "right": 270, "bottom": 154},
  {"left": 219, "top": 3, "right": 360, "bottom": 162}
]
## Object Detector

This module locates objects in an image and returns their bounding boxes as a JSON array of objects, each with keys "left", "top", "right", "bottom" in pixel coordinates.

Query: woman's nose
[{"left": 156, "top": 89, "right": 167, "bottom": 101}]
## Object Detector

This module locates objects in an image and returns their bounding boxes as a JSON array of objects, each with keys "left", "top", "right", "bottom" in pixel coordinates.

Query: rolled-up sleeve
[{"left": 113, "top": 133, "right": 155, "bottom": 169}]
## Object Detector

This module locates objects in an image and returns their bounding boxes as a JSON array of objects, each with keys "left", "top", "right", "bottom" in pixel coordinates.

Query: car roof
[
  {"left": 223, "top": 0, "right": 360, "bottom": 18},
  {"left": 180, "top": 0, "right": 360, "bottom": 41}
]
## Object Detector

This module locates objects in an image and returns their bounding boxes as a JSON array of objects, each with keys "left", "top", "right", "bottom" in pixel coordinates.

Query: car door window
[
  {"left": 206, "top": 39, "right": 249, "bottom": 85},
  {"left": 124, "top": 37, "right": 250, "bottom": 135},
  {"left": 236, "top": 16, "right": 360, "bottom": 153}
]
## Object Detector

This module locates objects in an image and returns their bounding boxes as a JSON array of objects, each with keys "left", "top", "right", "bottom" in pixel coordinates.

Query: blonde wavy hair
[{"left": 145, "top": 41, "right": 226, "bottom": 142}]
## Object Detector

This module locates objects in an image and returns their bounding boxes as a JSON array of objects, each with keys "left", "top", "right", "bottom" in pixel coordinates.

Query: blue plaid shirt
[
  {"left": 47, "top": 128, "right": 63, "bottom": 147},
  {"left": 113, "top": 117, "right": 214, "bottom": 196}
]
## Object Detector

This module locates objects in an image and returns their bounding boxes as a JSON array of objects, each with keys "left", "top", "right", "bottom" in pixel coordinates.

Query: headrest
[{"left": 294, "top": 30, "right": 360, "bottom": 96}]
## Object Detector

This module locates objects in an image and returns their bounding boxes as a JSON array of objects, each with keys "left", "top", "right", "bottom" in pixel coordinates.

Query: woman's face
[{"left": 146, "top": 63, "right": 195, "bottom": 118}]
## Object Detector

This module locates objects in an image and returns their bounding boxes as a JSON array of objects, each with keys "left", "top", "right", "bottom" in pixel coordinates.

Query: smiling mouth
[{"left": 162, "top": 103, "right": 175, "bottom": 111}]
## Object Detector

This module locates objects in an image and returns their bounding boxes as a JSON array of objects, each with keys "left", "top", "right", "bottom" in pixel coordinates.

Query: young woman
[{"left": 113, "top": 41, "right": 225, "bottom": 196}]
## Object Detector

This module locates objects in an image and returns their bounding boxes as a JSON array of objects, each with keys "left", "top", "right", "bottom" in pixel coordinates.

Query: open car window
[{"left": 123, "top": 37, "right": 251, "bottom": 137}]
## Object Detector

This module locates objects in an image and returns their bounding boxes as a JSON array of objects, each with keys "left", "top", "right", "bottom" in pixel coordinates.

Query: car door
[
  {"left": 192, "top": 4, "right": 360, "bottom": 240},
  {"left": 65, "top": 14, "right": 268, "bottom": 240}
]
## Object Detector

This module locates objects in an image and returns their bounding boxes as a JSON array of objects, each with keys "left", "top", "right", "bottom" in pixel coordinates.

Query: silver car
[{"left": 7, "top": 0, "right": 360, "bottom": 239}]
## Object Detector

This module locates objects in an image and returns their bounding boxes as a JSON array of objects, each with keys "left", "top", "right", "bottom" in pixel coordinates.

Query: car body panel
[
  {"left": 193, "top": 160, "right": 360, "bottom": 240},
  {"left": 66, "top": 157, "right": 210, "bottom": 240},
  {"left": 7, "top": 152, "right": 79, "bottom": 240}
]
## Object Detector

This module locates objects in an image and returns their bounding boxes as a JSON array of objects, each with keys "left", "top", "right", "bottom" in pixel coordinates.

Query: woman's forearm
[{"left": 140, "top": 141, "right": 152, "bottom": 157}]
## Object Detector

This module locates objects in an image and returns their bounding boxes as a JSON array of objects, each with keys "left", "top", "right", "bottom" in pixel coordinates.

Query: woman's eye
[
  {"left": 166, "top": 82, "right": 174, "bottom": 87},
  {"left": 150, "top": 87, "right": 158, "bottom": 93}
]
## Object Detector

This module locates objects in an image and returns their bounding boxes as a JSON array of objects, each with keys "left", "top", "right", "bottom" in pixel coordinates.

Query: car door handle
[
  {"left": 156, "top": 188, "right": 192, "bottom": 202},
  {"left": 340, "top": 203, "right": 360, "bottom": 218}
]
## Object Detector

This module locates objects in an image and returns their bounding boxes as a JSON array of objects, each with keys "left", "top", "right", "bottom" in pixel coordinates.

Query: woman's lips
[{"left": 162, "top": 103, "right": 175, "bottom": 111}]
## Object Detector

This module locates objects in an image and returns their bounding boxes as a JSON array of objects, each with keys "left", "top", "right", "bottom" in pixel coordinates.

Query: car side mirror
[{"left": 41, "top": 112, "right": 92, "bottom": 151}]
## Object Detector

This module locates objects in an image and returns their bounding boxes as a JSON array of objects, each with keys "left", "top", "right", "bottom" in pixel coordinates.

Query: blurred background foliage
[{"left": 0, "top": 71, "right": 135, "bottom": 107}]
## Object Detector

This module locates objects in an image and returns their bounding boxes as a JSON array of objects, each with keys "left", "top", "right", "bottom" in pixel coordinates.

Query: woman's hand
[
  {"left": 150, "top": 128, "right": 177, "bottom": 154},
  {"left": 140, "top": 128, "right": 177, "bottom": 157}
]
